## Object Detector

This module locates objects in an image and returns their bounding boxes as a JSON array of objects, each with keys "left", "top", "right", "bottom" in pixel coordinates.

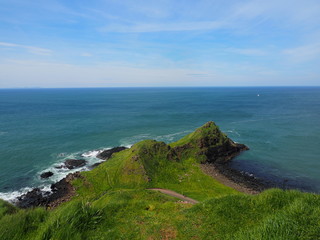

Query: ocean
[{"left": 0, "top": 87, "right": 320, "bottom": 201}]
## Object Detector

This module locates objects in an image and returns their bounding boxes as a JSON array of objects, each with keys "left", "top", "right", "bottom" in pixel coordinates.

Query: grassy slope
[{"left": 0, "top": 122, "right": 320, "bottom": 239}]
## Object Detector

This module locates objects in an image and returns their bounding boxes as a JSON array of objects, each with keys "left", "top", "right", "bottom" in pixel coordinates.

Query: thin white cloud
[
  {"left": 0, "top": 42, "right": 52, "bottom": 56},
  {"left": 2, "top": 58, "right": 318, "bottom": 88},
  {"left": 230, "top": 0, "right": 320, "bottom": 27},
  {"left": 283, "top": 43, "right": 320, "bottom": 62},
  {"left": 80, "top": 52, "right": 93, "bottom": 57},
  {"left": 100, "top": 21, "right": 226, "bottom": 33},
  {"left": 97, "top": 0, "right": 320, "bottom": 34},
  {"left": 0, "top": 59, "right": 216, "bottom": 87},
  {"left": 227, "top": 48, "right": 268, "bottom": 56}
]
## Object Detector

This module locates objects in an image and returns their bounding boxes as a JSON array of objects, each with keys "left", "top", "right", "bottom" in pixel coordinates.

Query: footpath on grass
[{"left": 148, "top": 188, "right": 199, "bottom": 204}]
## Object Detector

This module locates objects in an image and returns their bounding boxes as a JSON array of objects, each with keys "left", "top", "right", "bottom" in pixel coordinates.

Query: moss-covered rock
[{"left": 171, "top": 121, "right": 248, "bottom": 163}]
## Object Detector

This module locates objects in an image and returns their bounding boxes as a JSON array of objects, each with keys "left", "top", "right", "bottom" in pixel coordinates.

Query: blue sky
[{"left": 0, "top": 0, "right": 320, "bottom": 87}]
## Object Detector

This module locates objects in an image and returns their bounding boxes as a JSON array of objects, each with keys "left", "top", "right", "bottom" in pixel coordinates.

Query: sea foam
[{"left": 0, "top": 147, "right": 113, "bottom": 203}]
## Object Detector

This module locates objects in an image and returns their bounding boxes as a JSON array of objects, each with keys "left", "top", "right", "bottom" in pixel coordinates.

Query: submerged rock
[
  {"left": 40, "top": 171, "right": 54, "bottom": 179},
  {"left": 64, "top": 159, "right": 86, "bottom": 169},
  {"left": 97, "top": 146, "right": 127, "bottom": 160}
]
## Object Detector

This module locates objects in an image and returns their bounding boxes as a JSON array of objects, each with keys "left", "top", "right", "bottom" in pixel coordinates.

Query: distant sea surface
[{"left": 0, "top": 87, "right": 320, "bottom": 200}]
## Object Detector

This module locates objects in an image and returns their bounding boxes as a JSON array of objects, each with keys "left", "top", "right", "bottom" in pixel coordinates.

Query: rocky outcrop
[
  {"left": 200, "top": 139, "right": 249, "bottom": 164},
  {"left": 167, "top": 144, "right": 192, "bottom": 162},
  {"left": 16, "top": 146, "right": 127, "bottom": 208},
  {"left": 191, "top": 122, "right": 266, "bottom": 192},
  {"left": 40, "top": 171, "right": 54, "bottom": 179},
  {"left": 97, "top": 146, "right": 127, "bottom": 160},
  {"left": 194, "top": 122, "right": 249, "bottom": 163},
  {"left": 16, "top": 172, "right": 82, "bottom": 209},
  {"left": 47, "top": 172, "right": 82, "bottom": 208},
  {"left": 64, "top": 159, "right": 86, "bottom": 169},
  {"left": 16, "top": 188, "right": 50, "bottom": 208}
]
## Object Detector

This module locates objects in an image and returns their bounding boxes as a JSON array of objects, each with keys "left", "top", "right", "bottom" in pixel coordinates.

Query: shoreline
[
  {"left": 201, "top": 160, "right": 320, "bottom": 195},
  {"left": 201, "top": 162, "right": 267, "bottom": 195},
  {"left": 8, "top": 147, "right": 128, "bottom": 208},
  {"left": 1, "top": 143, "right": 316, "bottom": 208},
  {"left": 10, "top": 143, "right": 267, "bottom": 208}
]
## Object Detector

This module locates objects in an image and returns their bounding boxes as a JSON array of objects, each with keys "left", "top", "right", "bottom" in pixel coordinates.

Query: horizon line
[{"left": 1, "top": 85, "right": 320, "bottom": 90}]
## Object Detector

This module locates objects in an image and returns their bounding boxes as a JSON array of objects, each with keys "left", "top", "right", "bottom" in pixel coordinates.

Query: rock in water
[
  {"left": 40, "top": 171, "right": 54, "bottom": 179},
  {"left": 64, "top": 159, "right": 86, "bottom": 169},
  {"left": 97, "top": 146, "right": 127, "bottom": 160}
]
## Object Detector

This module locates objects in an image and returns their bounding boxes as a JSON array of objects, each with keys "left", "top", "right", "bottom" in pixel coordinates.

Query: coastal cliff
[{"left": 1, "top": 122, "right": 319, "bottom": 239}]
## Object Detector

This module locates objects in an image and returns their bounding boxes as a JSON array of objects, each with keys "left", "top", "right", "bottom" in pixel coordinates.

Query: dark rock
[
  {"left": 97, "top": 146, "right": 127, "bottom": 160},
  {"left": 49, "top": 176, "right": 72, "bottom": 201},
  {"left": 167, "top": 148, "right": 179, "bottom": 162},
  {"left": 64, "top": 159, "right": 86, "bottom": 169},
  {"left": 47, "top": 172, "right": 82, "bottom": 208},
  {"left": 215, "top": 162, "right": 267, "bottom": 192},
  {"left": 16, "top": 172, "right": 82, "bottom": 209},
  {"left": 167, "top": 143, "right": 192, "bottom": 162},
  {"left": 16, "top": 188, "right": 48, "bottom": 208},
  {"left": 40, "top": 171, "right": 54, "bottom": 179},
  {"left": 199, "top": 138, "right": 249, "bottom": 164}
]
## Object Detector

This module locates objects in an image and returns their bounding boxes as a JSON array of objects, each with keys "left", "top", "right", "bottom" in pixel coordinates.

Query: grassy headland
[{"left": 0, "top": 122, "right": 319, "bottom": 239}]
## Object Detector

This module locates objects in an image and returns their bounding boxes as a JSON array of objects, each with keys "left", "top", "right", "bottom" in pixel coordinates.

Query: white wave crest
[
  {"left": 0, "top": 187, "right": 32, "bottom": 203},
  {"left": 226, "top": 129, "right": 241, "bottom": 137},
  {"left": 0, "top": 146, "right": 126, "bottom": 203},
  {"left": 120, "top": 130, "right": 191, "bottom": 146},
  {"left": 154, "top": 130, "right": 191, "bottom": 142},
  {"left": 81, "top": 149, "right": 104, "bottom": 158}
]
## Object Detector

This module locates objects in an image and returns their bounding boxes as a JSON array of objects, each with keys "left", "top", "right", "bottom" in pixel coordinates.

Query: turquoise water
[{"left": 0, "top": 87, "right": 320, "bottom": 200}]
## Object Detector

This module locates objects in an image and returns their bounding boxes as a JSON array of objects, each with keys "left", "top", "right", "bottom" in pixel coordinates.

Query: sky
[{"left": 0, "top": 0, "right": 320, "bottom": 88}]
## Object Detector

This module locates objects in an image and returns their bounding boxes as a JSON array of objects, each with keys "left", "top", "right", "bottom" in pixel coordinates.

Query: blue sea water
[{"left": 0, "top": 87, "right": 320, "bottom": 200}]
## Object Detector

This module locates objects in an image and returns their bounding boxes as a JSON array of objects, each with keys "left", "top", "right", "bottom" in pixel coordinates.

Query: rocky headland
[{"left": 16, "top": 122, "right": 267, "bottom": 208}]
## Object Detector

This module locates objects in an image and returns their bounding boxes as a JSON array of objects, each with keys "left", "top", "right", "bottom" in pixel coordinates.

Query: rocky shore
[
  {"left": 197, "top": 134, "right": 268, "bottom": 193},
  {"left": 201, "top": 162, "right": 267, "bottom": 194},
  {"left": 16, "top": 146, "right": 128, "bottom": 208},
  {"left": 17, "top": 172, "right": 82, "bottom": 209}
]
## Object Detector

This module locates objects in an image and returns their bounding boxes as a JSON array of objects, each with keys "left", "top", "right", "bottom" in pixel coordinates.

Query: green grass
[
  {"left": 73, "top": 136, "right": 238, "bottom": 202},
  {"left": 0, "top": 122, "right": 320, "bottom": 239},
  {"left": 181, "top": 189, "right": 320, "bottom": 240},
  {"left": 0, "top": 199, "right": 17, "bottom": 219},
  {"left": 0, "top": 207, "right": 47, "bottom": 240}
]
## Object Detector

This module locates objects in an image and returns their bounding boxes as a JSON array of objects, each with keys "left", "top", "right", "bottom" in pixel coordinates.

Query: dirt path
[{"left": 148, "top": 188, "right": 199, "bottom": 204}]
